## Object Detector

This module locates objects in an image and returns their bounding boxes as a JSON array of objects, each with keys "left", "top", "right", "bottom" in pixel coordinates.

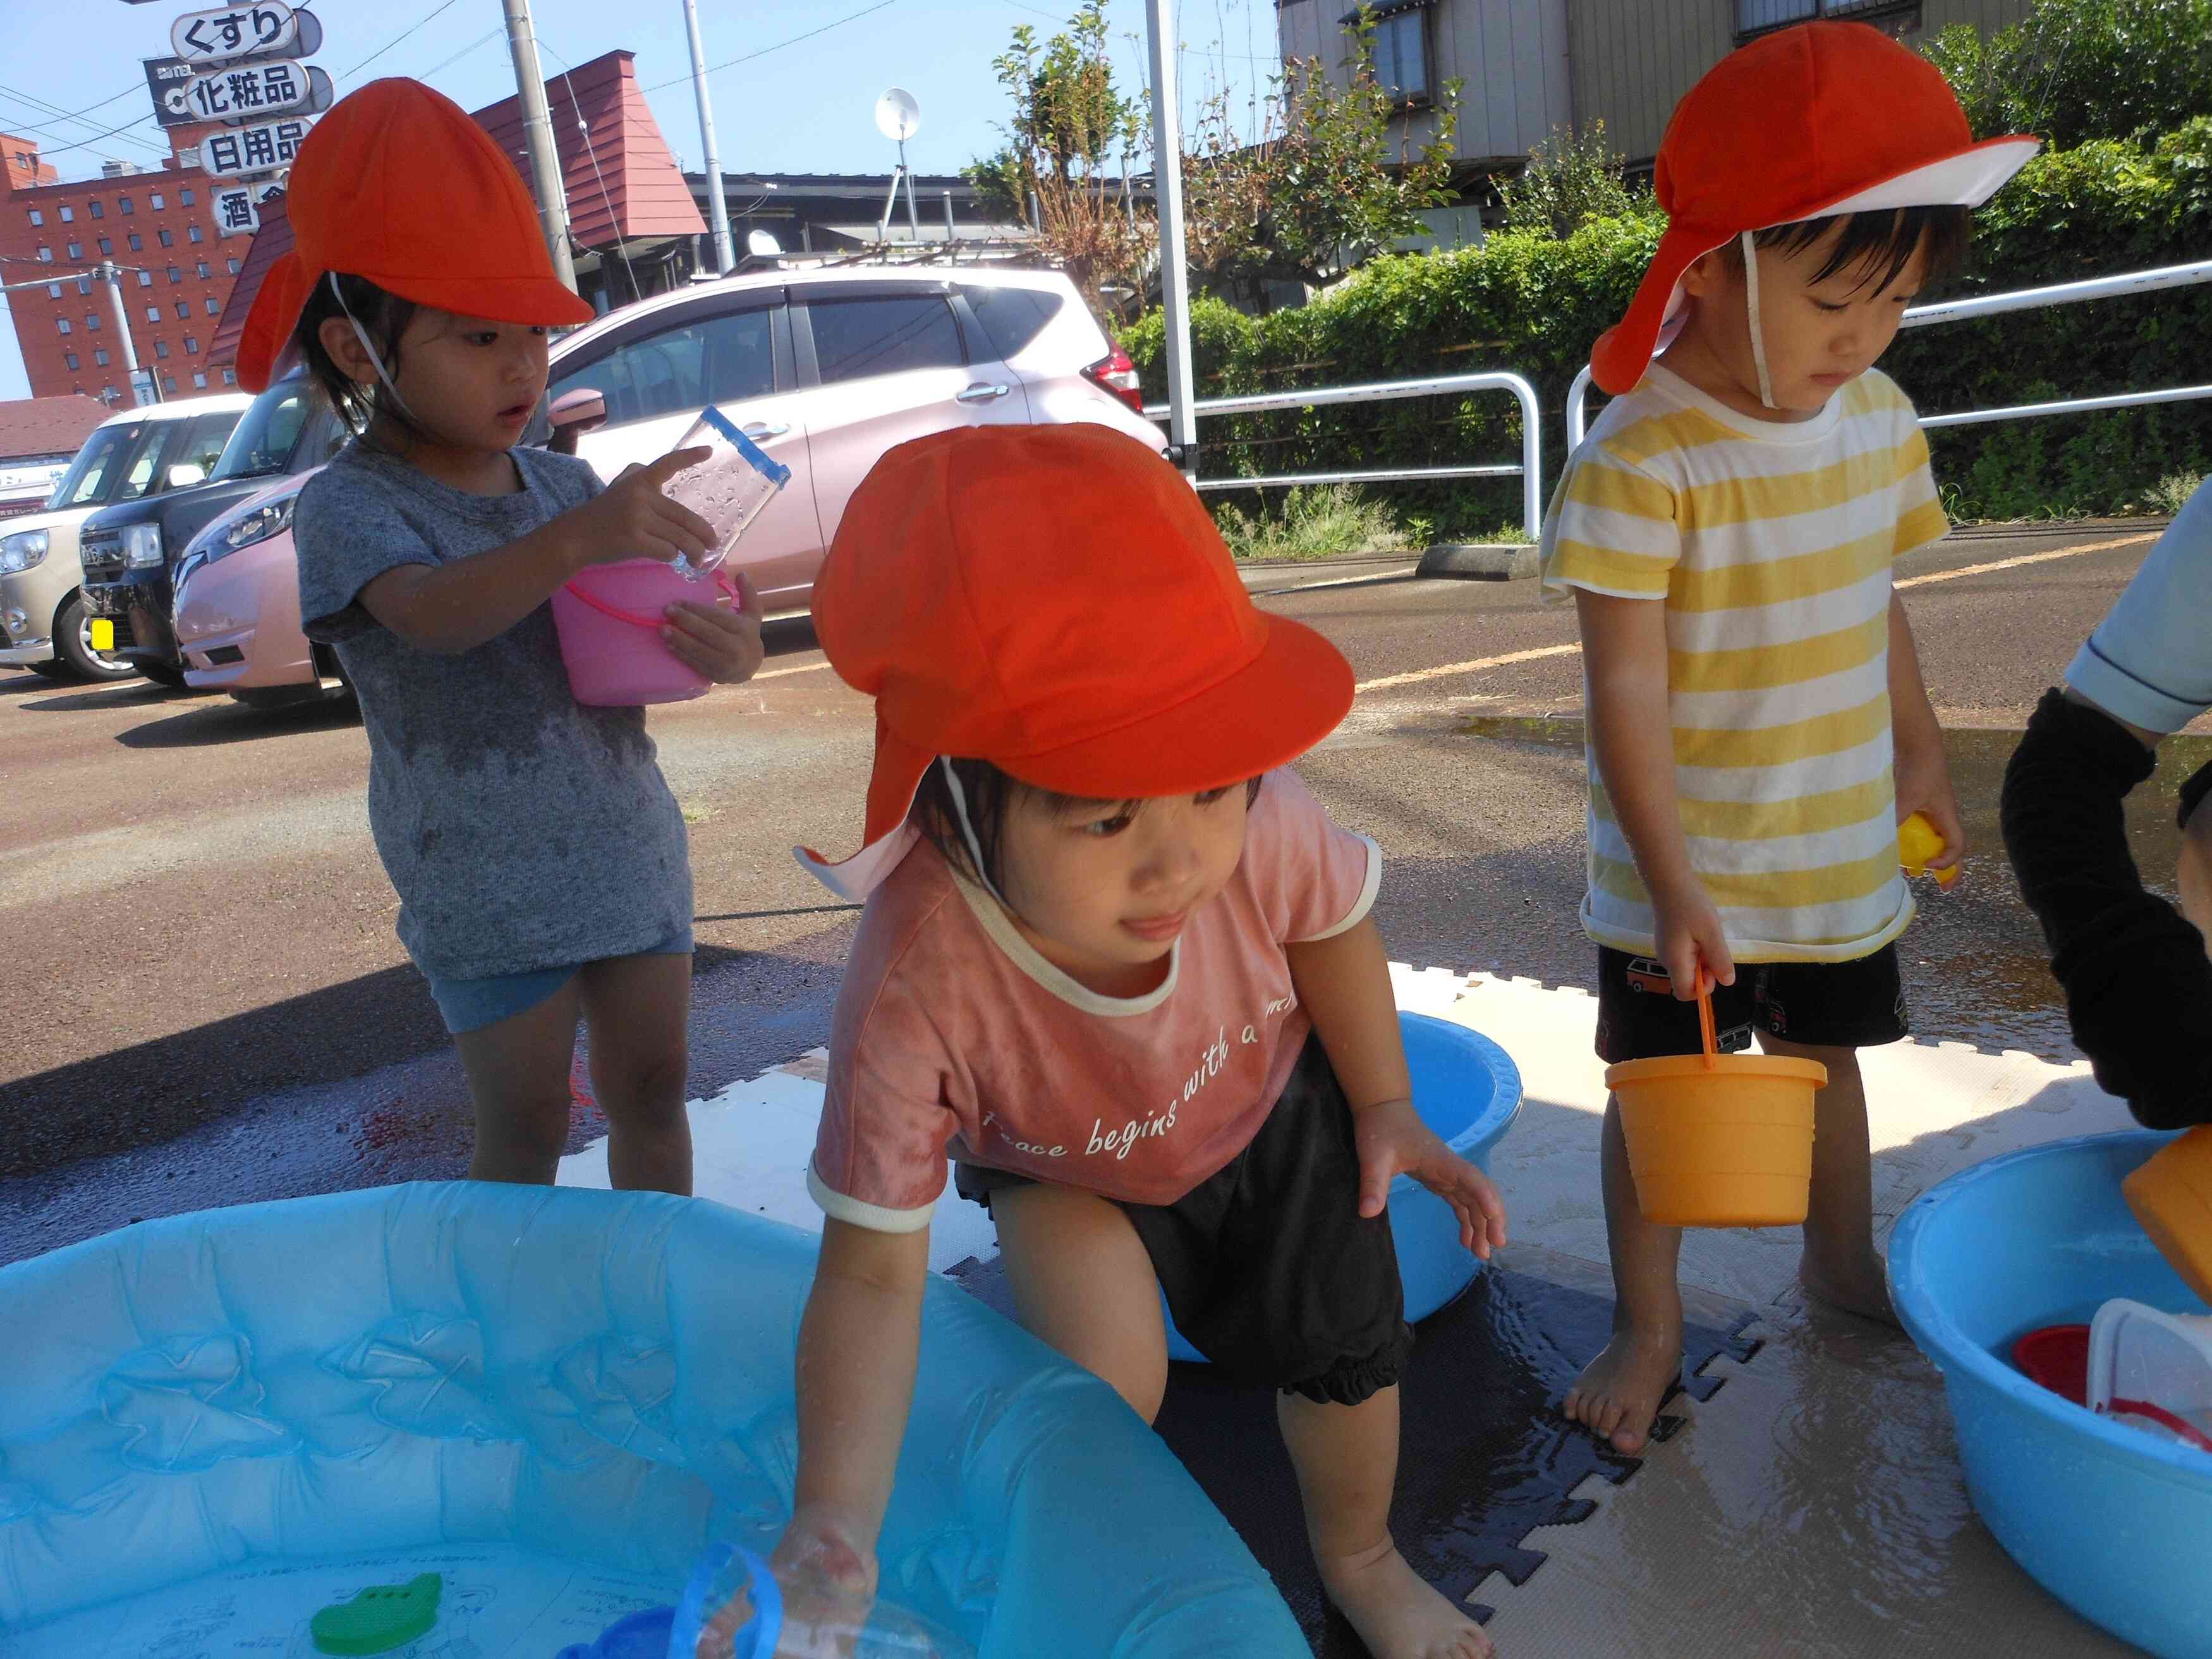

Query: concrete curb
[{"left": 1416, "top": 542, "right": 1541, "bottom": 581}]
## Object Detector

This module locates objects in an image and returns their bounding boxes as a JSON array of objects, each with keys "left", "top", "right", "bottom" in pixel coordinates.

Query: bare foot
[
  {"left": 1799, "top": 1248, "right": 1900, "bottom": 1327},
  {"left": 1561, "top": 1324, "right": 1680, "bottom": 1454},
  {"left": 1318, "top": 1540, "right": 1493, "bottom": 1659}
]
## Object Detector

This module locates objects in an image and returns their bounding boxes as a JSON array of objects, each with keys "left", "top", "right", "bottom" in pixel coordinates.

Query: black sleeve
[{"left": 2000, "top": 688, "right": 2212, "bottom": 1129}]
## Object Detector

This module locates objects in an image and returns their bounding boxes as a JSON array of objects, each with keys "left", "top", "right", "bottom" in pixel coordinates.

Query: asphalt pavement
[{"left": 4, "top": 521, "right": 2205, "bottom": 1268}]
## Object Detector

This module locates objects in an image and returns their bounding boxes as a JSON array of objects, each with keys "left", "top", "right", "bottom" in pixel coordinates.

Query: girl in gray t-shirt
[{"left": 255, "top": 82, "right": 765, "bottom": 1193}]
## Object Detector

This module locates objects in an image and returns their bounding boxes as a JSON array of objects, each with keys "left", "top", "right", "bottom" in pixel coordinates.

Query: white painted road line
[
  {"left": 1892, "top": 532, "right": 2154, "bottom": 590},
  {"left": 1355, "top": 641, "right": 1584, "bottom": 695}
]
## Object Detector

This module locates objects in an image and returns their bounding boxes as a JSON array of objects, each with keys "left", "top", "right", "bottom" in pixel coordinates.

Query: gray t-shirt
[{"left": 294, "top": 441, "right": 691, "bottom": 981}]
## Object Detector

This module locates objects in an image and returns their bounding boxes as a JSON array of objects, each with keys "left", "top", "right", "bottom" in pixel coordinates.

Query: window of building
[
  {"left": 221, "top": 367, "right": 236, "bottom": 385},
  {"left": 88, "top": 200, "right": 103, "bottom": 219},
  {"left": 162, "top": 374, "right": 177, "bottom": 392},
  {"left": 174, "top": 300, "right": 189, "bottom": 319},
  {"left": 58, "top": 205, "right": 73, "bottom": 223},
  {"left": 137, "top": 270, "right": 152, "bottom": 288},
  {"left": 44, "top": 282, "right": 59, "bottom": 300},
  {"left": 154, "top": 339, "right": 170, "bottom": 359},
  {"left": 179, "top": 188, "right": 195, "bottom": 207},
  {"left": 157, "top": 228, "right": 173, "bottom": 248},
  {"left": 97, "top": 236, "right": 112, "bottom": 255},
  {"left": 145, "top": 305, "right": 161, "bottom": 323},
  {"left": 25, "top": 208, "right": 42, "bottom": 226},
  {"left": 1735, "top": 0, "right": 1909, "bottom": 35},
  {"left": 118, "top": 195, "right": 133, "bottom": 214},
  {"left": 204, "top": 295, "right": 221, "bottom": 315},
  {"left": 193, "top": 371, "right": 208, "bottom": 388},
  {"left": 185, "top": 336, "right": 199, "bottom": 354},
  {"left": 127, "top": 232, "right": 143, "bottom": 252},
  {"left": 64, "top": 351, "right": 79, "bottom": 370},
  {"left": 95, "top": 348, "right": 110, "bottom": 367},
  {"left": 85, "top": 312, "right": 99, "bottom": 329},
  {"left": 226, "top": 257, "right": 241, "bottom": 274},
  {"left": 187, "top": 223, "right": 203, "bottom": 243},
  {"left": 35, "top": 245, "right": 51, "bottom": 262},
  {"left": 149, "top": 191, "right": 164, "bottom": 210},
  {"left": 66, "top": 241, "right": 82, "bottom": 259},
  {"left": 166, "top": 265, "right": 181, "bottom": 284},
  {"left": 55, "top": 318, "right": 71, "bottom": 336},
  {"left": 1363, "top": 4, "right": 1432, "bottom": 104},
  {"left": 195, "top": 260, "right": 209, "bottom": 278}
]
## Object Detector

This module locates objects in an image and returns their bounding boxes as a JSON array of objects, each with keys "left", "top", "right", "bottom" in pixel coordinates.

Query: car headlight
[
  {"left": 122, "top": 522, "right": 164, "bottom": 568},
  {"left": 0, "top": 529, "right": 49, "bottom": 574},
  {"left": 207, "top": 495, "right": 296, "bottom": 563}
]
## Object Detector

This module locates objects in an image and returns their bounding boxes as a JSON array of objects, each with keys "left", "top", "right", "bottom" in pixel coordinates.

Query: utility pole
[
  {"left": 1144, "top": 0, "right": 1196, "bottom": 481},
  {"left": 502, "top": 0, "right": 579, "bottom": 293},
  {"left": 100, "top": 262, "right": 150, "bottom": 404},
  {"left": 681, "top": 0, "right": 734, "bottom": 274}
]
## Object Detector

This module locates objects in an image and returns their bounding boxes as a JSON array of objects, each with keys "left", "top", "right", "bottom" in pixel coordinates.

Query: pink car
[{"left": 174, "top": 265, "right": 1160, "bottom": 704}]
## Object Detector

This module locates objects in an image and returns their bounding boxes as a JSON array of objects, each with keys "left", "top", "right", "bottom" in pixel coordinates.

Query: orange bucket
[
  {"left": 1607, "top": 1049, "right": 1828, "bottom": 1227},
  {"left": 2123, "top": 1125, "right": 2212, "bottom": 1306}
]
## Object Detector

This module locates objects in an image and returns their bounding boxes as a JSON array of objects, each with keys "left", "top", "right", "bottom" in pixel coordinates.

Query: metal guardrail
[
  {"left": 1565, "top": 257, "right": 2212, "bottom": 452},
  {"left": 1145, "top": 372, "right": 1545, "bottom": 542}
]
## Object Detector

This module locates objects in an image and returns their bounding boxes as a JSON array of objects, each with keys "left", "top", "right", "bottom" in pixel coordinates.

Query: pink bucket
[{"left": 550, "top": 559, "right": 738, "bottom": 707}]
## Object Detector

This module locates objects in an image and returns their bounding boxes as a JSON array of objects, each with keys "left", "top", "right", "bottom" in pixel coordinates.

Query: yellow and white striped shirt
[{"left": 1540, "top": 365, "right": 1947, "bottom": 963}]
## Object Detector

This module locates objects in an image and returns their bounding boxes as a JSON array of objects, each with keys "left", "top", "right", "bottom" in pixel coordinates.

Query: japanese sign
[
  {"left": 166, "top": 60, "right": 332, "bottom": 125},
  {"left": 201, "top": 115, "right": 315, "bottom": 181},
  {"left": 171, "top": 4, "right": 298, "bottom": 65},
  {"left": 212, "top": 184, "right": 262, "bottom": 239}
]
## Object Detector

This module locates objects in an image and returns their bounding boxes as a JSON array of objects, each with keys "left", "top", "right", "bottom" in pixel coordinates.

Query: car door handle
[
  {"left": 740, "top": 421, "right": 791, "bottom": 439},
  {"left": 956, "top": 383, "right": 1012, "bottom": 403}
]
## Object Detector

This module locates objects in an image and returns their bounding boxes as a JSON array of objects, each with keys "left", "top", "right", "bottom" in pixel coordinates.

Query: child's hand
[
  {"left": 770, "top": 1505, "right": 878, "bottom": 1604},
  {"left": 1896, "top": 746, "right": 1967, "bottom": 881},
  {"left": 664, "top": 569, "right": 765, "bottom": 684},
  {"left": 1651, "top": 873, "right": 1734, "bottom": 997},
  {"left": 1352, "top": 1099, "right": 1509, "bottom": 1259},
  {"left": 571, "top": 447, "right": 717, "bottom": 569}
]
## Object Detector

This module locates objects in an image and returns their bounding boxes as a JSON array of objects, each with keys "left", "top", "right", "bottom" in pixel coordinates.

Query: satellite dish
[
  {"left": 874, "top": 88, "right": 921, "bottom": 143},
  {"left": 745, "top": 228, "right": 782, "bottom": 258}
]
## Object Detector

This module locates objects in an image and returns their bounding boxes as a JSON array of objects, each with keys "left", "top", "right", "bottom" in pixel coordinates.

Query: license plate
[{"left": 88, "top": 619, "right": 114, "bottom": 651}]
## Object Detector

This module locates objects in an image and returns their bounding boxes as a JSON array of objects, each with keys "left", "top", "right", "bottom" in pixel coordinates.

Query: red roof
[
  {"left": 209, "top": 51, "right": 703, "bottom": 366},
  {"left": 0, "top": 394, "right": 111, "bottom": 463}
]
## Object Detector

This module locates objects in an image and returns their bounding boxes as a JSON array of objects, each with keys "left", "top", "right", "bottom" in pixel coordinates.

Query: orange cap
[
  {"left": 796, "top": 424, "right": 1354, "bottom": 899},
  {"left": 236, "top": 78, "right": 593, "bottom": 391},
  {"left": 1589, "top": 21, "right": 2038, "bottom": 397}
]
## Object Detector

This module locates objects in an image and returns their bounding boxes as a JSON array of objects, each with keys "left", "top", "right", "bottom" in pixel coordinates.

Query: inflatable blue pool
[
  {"left": 1890, "top": 1131, "right": 2212, "bottom": 1659},
  {"left": 1165, "top": 1012, "right": 1522, "bottom": 1363},
  {"left": 0, "top": 1183, "right": 1304, "bottom": 1656}
]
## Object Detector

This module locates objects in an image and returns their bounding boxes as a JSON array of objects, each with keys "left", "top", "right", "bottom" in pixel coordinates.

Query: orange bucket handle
[{"left": 1695, "top": 964, "right": 1718, "bottom": 1072}]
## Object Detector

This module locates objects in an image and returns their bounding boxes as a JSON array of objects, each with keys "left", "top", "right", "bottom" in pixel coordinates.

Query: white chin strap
[
  {"left": 939, "top": 757, "right": 1009, "bottom": 908},
  {"left": 329, "top": 271, "right": 416, "bottom": 422},
  {"left": 1741, "top": 231, "right": 1778, "bottom": 410}
]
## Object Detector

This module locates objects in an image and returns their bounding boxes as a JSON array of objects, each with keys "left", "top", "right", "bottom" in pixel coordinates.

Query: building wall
[
  {"left": 1569, "top": 0, "right": 2040, "bottom": 162},
  {"left": 1, "top": 131, "right": 245, "bottom": 408},
  {"left": 1278, "top": 0, "right": 1573, "bottom": 163}
]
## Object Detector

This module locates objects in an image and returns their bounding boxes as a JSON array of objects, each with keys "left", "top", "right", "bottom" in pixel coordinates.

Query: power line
[
  {"left": 638, "top": 1, "right": 905, "bottom": 95},
  {"left": 416, "top": 26, "right": 507, "bottom": 85},
  {"left": 537, "top": 39, "right": 646, "bottom": 304},
  {"left": 18, "top": 104, "right": 166, "bottom": 163},
  {"left": 336, "top": 0, "right": 467, "bottom": 83},
  {"left": 0, "top": 80, "right": 142, "bottom": 136},
  {"left": 0, "top": 85, "right": 169, "bottom": 161}
]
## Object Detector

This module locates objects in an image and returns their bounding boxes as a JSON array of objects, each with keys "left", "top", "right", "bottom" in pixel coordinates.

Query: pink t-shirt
[{"left": 808, "top": 769, "right": 1382, "bottom": 1232}]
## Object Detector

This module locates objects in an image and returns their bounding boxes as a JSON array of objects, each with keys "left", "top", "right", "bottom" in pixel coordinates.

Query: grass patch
[
  {"left": 2148, "top": 471, "right": 2205, "bottom": 517},
  {"left": 1212, "top": 485, "right": 1409, "bottom": 562}
]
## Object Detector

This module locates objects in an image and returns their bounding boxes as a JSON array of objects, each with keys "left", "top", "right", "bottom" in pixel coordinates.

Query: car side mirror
[
  {"left": 167, "top": 461, "right": 207, "bottom": 488},
  {"left": 549, "top": 388, "right": 608, "bottom": 432}
]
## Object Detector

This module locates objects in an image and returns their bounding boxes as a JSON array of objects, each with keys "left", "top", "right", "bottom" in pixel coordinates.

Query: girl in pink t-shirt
[{"left": 775, "top": 424, "right": 1508, "bottom": 1659}]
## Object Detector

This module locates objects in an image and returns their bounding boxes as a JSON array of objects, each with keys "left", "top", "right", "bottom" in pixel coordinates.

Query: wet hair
[
  {"left": 911, "top": 758, "right": 1264, "bottom": 895},
  {"left": 1731, "top": 205, "right": 1971, "bottom": 295},
  {"left": 291, "top": 271, "right": 423, "bottom": 440}
]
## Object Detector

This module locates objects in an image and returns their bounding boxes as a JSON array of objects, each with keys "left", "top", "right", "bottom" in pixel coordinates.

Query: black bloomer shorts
[
  {"left": 955, "top": 1032, "right": 1413, "bottom": 1406},
  {"left": 1594, "top": 944, "right": 1910, "bottom": 1064}
]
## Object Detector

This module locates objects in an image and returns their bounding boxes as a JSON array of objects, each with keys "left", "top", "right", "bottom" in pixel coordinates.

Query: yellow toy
[{"left": 1899, "top": 811, "right": 1960, "bottom": 889}]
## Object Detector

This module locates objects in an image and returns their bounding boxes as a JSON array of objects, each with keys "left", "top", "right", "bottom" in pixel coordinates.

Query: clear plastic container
[
  {"left": 664, "top": 405, "right": 794, "bottom": 580},
  {"left": 667, "top": 1541, "right": 973, "bottom": 1659}
]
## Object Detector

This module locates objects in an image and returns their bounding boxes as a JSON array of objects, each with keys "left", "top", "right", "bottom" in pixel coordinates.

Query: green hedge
[{"left": 1126, "top": 118, "right": 2211, "bottom": 528}]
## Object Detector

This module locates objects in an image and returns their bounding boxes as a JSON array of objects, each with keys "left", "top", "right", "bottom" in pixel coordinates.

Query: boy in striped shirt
[{"left": 1538, "top": 22, "right": 2037, "bottom": 1455}]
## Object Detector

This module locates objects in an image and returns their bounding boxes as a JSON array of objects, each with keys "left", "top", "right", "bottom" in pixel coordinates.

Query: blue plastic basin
[
  {"left": 1166, "top": 1011, "right": 1524, "bottom": 1363},
  {"left": 1889, "top": 1130, "right": 2212, "bottom": 1658}
]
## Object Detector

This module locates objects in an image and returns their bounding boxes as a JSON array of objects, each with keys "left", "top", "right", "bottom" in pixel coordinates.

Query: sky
[{"left": 0, "top": 0, "right": 1281, "bottom": 402}]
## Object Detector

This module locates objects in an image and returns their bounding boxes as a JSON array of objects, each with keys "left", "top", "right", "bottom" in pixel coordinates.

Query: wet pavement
[{"left": 3, "top": 521, "right": 2203, "bottom": 1270}]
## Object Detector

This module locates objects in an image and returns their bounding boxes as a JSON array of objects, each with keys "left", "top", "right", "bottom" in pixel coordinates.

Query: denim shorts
[{"left": 423, "top": 927, "right": 694, "bottom": 1036}]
